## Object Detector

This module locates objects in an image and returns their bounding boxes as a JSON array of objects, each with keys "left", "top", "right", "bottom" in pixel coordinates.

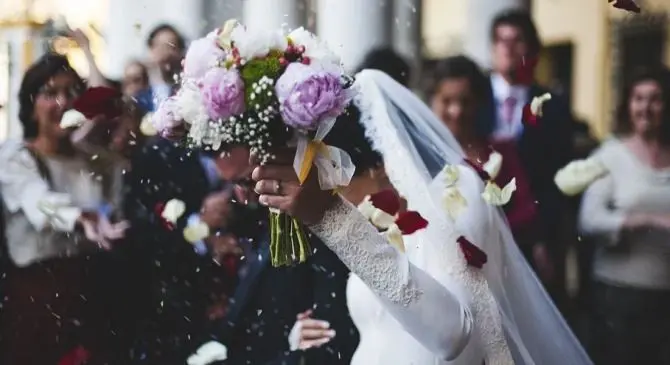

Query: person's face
[
  {"left": 149, "top": 29, "right": 183, "bottom": 77},
  {"left": 431, "top": 77, "right": 478, "bottom": 140},
  {"left": 122, "top": 63, "right": 148, "bottom": 97},
  {"left": 491, "top": 24, "right": 529, "bottom": 75},
  {"left": 33, "top": 72, "right": 80, "bottom": 140},
  {"left": 629, "top": 80, "right": 664, "bottom": 138},
  {"left": 213, "top": 146, "right": 257, "bottom": 203}
]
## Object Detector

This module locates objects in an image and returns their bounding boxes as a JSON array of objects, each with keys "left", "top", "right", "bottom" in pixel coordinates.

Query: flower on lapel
[
  {"left": 187, "top": 341, "right": 228, "bottom": 365},
  {"left": 464, "top": 152, "right": 517, "bottom": 206},
  {"left": 609, "top": 0, "right": 641, "bottom": 13},
  {"left": 153, "top": 202, "right": 175, "bottom": 230},
  {"left": 357, "top": 189, "right": 428, "bottom": 252},
  {"left": 72, "top": 86, "right": 124, "bottom": 120},
  {"left": 457, "top": 236, "right": 488, "bottom": 269},
  {"left": 441, "top": 165, "right": 468, "bottom": 220},
  {"left": 161, "top": 198, "right": 186, "bottom": 224},
  {"left": 522, "top": 92, "right": 552, "bottom": 127},
  {"left": 554, "top": 156, "right": 608, "bottom": 196},
  {"left": 514, "top": 56, "right": 538, "bottom": 86},
  {"left": 58, "top": 345, "right": 90, "bottom": 365}
]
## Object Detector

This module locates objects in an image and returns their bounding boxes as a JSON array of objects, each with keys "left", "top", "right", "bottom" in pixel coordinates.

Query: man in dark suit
[
  {"left": 484, "top": 10, "right": 574, "bottom": 309},
  {"left": 197, "top": 146, "right": 359, "bottom": 365},
  {"left": 121, "top": 136, "right": 237, "bottom": 364}
]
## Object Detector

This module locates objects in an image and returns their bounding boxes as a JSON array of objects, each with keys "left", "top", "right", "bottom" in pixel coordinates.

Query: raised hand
[{"left": 288, "top": 310, "right": 336, "bottom": 351}]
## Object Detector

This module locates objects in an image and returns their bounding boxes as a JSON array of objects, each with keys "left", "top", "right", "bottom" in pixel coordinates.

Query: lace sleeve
[{"left": 308, "top": 197, "right": 473, "bottom": 361}]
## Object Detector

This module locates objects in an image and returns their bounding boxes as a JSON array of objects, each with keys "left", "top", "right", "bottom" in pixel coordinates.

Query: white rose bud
[{"left": 554, "top": 157, "right": 607, "bottom": 196}]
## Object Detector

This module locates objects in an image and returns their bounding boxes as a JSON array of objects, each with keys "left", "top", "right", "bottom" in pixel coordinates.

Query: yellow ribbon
[{"left": 298, "top": 140, "right": 329, "bottom": 184}]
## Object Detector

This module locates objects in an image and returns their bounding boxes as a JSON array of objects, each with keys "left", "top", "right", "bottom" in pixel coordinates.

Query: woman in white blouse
[
  {"left": 579, "top": 66, "right": 670, "bottom": 365},
  {"left": 0, "top": 54, "right": 127, "bottom": 364}
]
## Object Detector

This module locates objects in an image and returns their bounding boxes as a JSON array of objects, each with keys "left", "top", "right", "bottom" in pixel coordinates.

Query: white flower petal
[
  {"left": 482, "top": 151, "right": 503, "bottom": 180},
  {"left": 187, "top": 341, "right": 228, "bottom": 365},
  {"left": 443, "top": 186, "right": 468, "bottom": 220},
  {"left": 554, "top": 157, "right": 608, "bottom": 196},
  {"left": 530, "top": 92, "right": 552, "bottom": 116},
  {"left": 161, "top": 199, "right": 186, "bottom": 224},
  {"left": 357, "top": 198, "right": 377, "bottom": 220},
  {"left": 370, "top": 209, "right": 396, "bottom": 230},
  {"left": 183, "top": 221, "right": 210, "bottom": 243},
  {"left": 60, "top": 109, "right": 88, "bottom": 129},
  {"left": 139, "top": 113, "right": 157, "bottom": 136},
  {"left": 481, "top": 178, "right": 517, "bottom": 206},
  {"left": 442, "top": 165, "right": 460, "bottom": 187},
  {"left": 385, "top": 224, "right": 405, "bottom": 252}
]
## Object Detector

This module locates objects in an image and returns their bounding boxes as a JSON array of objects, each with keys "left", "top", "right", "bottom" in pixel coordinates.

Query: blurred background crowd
[{"left": 0, "top": 0, "right": 669, "bottom": 364}]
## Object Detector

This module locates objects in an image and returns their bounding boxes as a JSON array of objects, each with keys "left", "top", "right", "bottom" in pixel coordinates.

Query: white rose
[
  {"left": 288, "top": 27, "right": 341, "bottom": 66},
  {"left": 554, "top": 157, "right": 607, "bottom": 196},
  {"left": 60, "top": 109, "right": 88, "bottom": 129},
  {"left": 385, "top": 224, "right": 405, "bottom": 252},
  {"left": 187, "top": 341, "right": 228, "bottom": 365},
  {"left": 231, "top": 26, "right": 287, "bottom": 60},
  {"left": 482, "top": 179, "right": 517, "bottom": 206},
  {"left": 161, "top": 198, "right": 186, "bottom": 224},
  {"left": 482, "top": 151, "right": 503, "bottom": 180},
  {"left": 174, "top": 81, "right": 208, "bottom": 125}
]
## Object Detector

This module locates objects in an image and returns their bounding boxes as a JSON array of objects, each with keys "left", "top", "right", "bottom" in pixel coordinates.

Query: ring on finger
[{"left": 274, "top": 180, "right": 282, "bottom": 195}]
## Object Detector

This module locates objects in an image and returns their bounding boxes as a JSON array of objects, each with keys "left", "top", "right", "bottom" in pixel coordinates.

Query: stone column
[
  {"left": 316, "top": 0, "right": 392, "bottom": 72},
  {"left": 392, "top": 0, "right": 422, "bottom": 86},
  {"left": 464, "top": 0, "right": 529, "bottom": 69},
  {"left": 243, "top": 0, "right": 303, "bottom": 31}
]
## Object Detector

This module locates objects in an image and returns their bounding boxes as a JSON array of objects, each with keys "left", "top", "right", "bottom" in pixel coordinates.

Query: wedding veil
[{"left": 353, "top": 69, "right": 592, "bottom": 365}]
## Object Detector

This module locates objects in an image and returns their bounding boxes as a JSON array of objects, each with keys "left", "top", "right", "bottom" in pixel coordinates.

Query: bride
[{"left": 269, "top": 69, "right": 592, "bottom": 364}]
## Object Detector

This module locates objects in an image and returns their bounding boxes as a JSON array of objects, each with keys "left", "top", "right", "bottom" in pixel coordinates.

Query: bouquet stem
[{"left": 269, "top": 211, "right": 311, "bottom": 267}]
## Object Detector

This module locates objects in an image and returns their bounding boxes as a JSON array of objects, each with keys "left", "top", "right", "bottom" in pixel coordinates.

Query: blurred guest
[
  {"left": 122, "top": 60, "right": 150, "bottom": 98},
  {"left": 579, "top": 66, "right": 670, "bottom": 365},
  {"left": 69, "top": 28, "right": 109, "bottom": 88},
  {"left": 146, "top": 24, "right": 186, "bottom": 102},
  {"left": 430, "top": 55, "right": 538, "bottom": 245},
  {"left": 0, "top": 54, "right": 127, "bottom": 364},
  {"left": 357, "top": 47, "right": 411, "bottom": 87},
  {"left": 485, "top": 9, "right": 573, "bottom": 298}
]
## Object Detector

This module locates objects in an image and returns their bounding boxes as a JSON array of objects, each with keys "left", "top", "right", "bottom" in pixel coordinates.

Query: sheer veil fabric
[{"left": 352, "top": 69, "right": 592, "bottom": 365}]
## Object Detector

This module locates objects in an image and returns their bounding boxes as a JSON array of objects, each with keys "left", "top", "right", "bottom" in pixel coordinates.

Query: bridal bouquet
[{"left": 151, "top": 20, "right": 356, "bottom": 267}]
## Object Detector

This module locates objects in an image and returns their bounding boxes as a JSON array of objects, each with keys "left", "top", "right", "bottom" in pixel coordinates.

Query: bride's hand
[
  {"left": 288, "top": 310, "right": 336, "bottom": 351},
  {"left": 252, "top": 151, "right": 337, "bottom": 225}
]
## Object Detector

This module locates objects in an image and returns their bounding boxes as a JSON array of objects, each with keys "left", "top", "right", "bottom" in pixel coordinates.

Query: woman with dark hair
[
  {"left": 579, "top": 66, "right": 670, "bottom": 365},
  {"left": 0, "top": 53, "right": 127, "bottom": 364},
  {"left": 429, "top": 55, "right": 538, "bottom": 250}
]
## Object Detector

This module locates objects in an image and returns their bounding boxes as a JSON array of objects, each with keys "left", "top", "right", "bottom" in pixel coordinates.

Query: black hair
[
  {"left": 614, "top": 65, "right": 670, "bottom": 145},
  {"left": 490, "top": 9, "right": 541, "bottom": 55},
  {"left": 357, "top": 48, "right": 411, "bottom": 87},
  {"left": 429, "top": 55, "right": 494, "bottom": 139},
  {"left": 324, "top": 104, "right": 383, "bottom": 176},
  {"left": 146, "top": 23, "right": 186, "bottom": 51},
  {"left": 18, "top": 53, "right": 84, "bottom": 139}
]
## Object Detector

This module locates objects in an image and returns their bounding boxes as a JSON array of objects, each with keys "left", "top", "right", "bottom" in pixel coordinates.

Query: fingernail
[
  {"left": 259, "top": 195, "right": 268, "bottom": 206},
  {"left": 319, "top": 321, "right": 331, "bottom": 329},
  {"left": 327, "top": 329, "right": 336, "bottom": 337}
]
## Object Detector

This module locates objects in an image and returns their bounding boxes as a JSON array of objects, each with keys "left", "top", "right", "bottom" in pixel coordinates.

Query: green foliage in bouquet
[{"left": 241, "top": 54, "right": 283, "bottom": 108}]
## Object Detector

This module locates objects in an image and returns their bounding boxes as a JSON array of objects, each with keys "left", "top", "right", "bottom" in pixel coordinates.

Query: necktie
[{"left": 501, "top": 96, "right": 517, "bottom": 125}]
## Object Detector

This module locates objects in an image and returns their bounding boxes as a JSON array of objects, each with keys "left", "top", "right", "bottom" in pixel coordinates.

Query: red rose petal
[
  {"left": 369, "top": 189, "right": 401, "bottom": 216},
  {"left": 522, "top": 104, "right": 538, "bottom": 127},
  {"left": 457, "top": 236, "right": 488, "bottom": 269},
  {"left": 58, "top": 345, "right": 90, "bottom": 365},
  {"left": 395, "top": 211, "right": 428, "bottom": 235},
  {"left": 610, "top": 0, "right": 641, "bottom": 13},
  {"left": 513, "top": 56, "right": 538, "bottom": 86},
  {"left": 73, "top": 86, "right": 123, "bottom": 120},
  {"left": 463, "top": 159, "right": 491, "bottom": 181}
]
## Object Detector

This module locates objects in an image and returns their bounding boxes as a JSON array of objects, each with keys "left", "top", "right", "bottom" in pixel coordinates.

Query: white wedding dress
[{"left": 308, "top": 70, "right": 593, "bottom": 365}]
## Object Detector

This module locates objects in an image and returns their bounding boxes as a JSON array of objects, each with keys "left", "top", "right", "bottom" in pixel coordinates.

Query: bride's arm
[{"left": 308, "top": 197, "right": 473, "bottom": 361}]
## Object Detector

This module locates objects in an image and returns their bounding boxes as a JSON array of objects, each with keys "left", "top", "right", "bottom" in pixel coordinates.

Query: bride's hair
[{"left": 325, "top": 104, "right": 383, "bottom": 176}]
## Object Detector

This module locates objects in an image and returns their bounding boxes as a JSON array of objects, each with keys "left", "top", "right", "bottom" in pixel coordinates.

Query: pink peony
[
  {"left": 183, "top": 34, "right": 227, "bottom": 79},
  {"left": 152, "top": 96, "right": 182, "bottom": 132},
  {"left": 200, "top": 68, "right": 246, "bottom": 121},
  {"left": 275, "top": 63, "right": 351, "bottom": 130}
]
